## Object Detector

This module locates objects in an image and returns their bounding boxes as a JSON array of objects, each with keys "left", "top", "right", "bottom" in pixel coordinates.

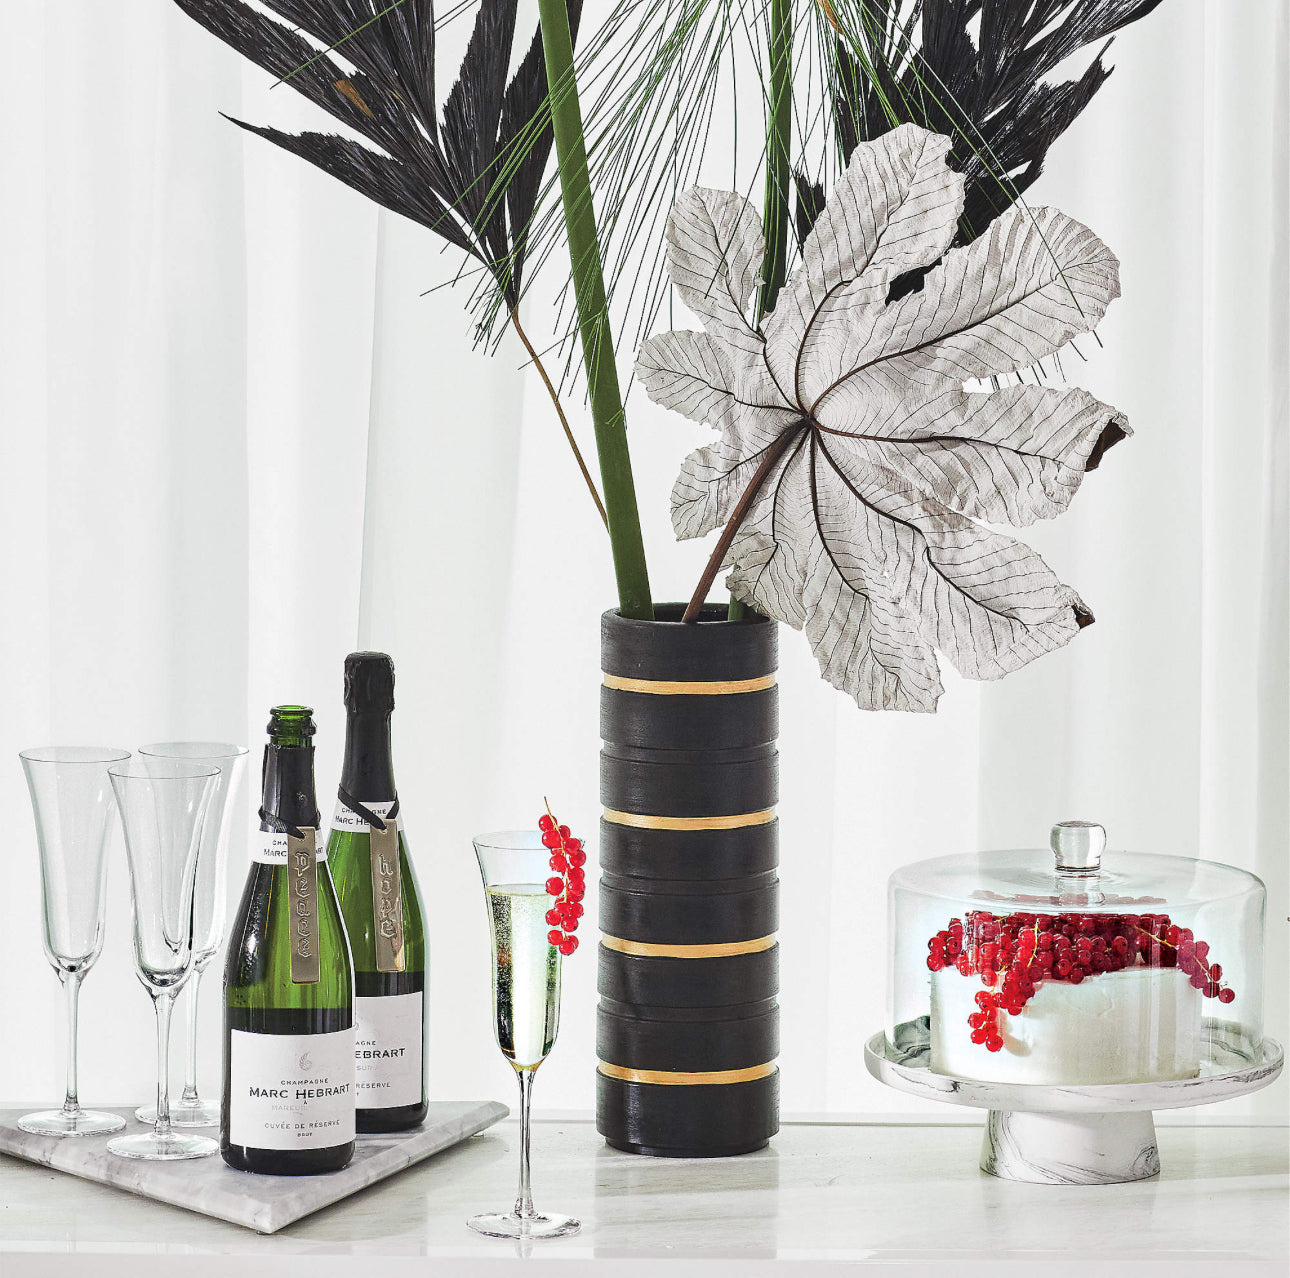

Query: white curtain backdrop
[{"left": 3, "top": 0, "right": 1285, "bottom": 1124}]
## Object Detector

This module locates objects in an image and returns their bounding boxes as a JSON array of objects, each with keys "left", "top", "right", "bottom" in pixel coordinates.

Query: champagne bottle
[
  {"left": 327, "top": 653, "right": 429, "bottom": 1132},
  {"left": 221, "top": 706, "right": 356, "bottom": 1174}
]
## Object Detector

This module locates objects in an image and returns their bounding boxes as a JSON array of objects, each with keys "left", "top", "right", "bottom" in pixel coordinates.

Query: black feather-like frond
[
  {"left": 831, "top": 0, "right": 1169, "bottom": 244},
  {"left": 442, "top": 0, "right": 519, "bottom": 247},
  {"left": 228, "top": 118, "right": 477, "bottom": 255},
  {"left": 793, "top": 171, "right": 825, "bottom": 251},
  {"left": 173, "top": 0, "right": 583, "bottom": 322}
]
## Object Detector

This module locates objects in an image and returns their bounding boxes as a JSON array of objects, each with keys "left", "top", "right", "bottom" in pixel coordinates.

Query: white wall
[{"left": 2, "top": 0, "right": 1285, "bottom": 1124}]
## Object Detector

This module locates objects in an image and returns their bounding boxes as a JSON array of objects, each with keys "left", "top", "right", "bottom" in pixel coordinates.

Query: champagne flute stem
[
  {"left": 60, "top": 971, "right": 83, "bottom": 1119},
  {"left": 180, "top": 967, "right": 203, "bottom": 1106},
  {"left": 152, "top": 991, "right": 176, "bottom": 1140},
  {"left": 513, "top": 1067, "right": 537, "bottom": 1220}
]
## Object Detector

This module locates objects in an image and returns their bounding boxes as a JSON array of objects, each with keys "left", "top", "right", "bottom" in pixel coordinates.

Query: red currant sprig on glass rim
[{"left": 539, "top": 800, "right": 586, "bottom": 955}]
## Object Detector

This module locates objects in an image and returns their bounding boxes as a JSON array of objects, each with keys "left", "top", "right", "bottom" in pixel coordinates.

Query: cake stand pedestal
[{"left": 864, "top": 1029, "right": 1283, "bottom": 1186}]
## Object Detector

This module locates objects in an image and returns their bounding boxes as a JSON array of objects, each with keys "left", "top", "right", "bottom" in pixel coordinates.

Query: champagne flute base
[
  {"left": 134, "top": 1098, "right": 219, "bottom": 1127},
  {"left": 467, "top": 1211, "right": 580, "bottom": 1239},
  {"left": 107, "top": 1130, "right": 217, "bottom": 1161},
  {"left": 18, "top": 1109, "right": 125, "bottom": 1137}
]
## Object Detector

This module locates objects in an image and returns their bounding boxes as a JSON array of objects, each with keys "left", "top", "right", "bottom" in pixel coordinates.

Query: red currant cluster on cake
[
  {"left": 927, "top": 910, "right": 1234, "bottom": 1052},
  {"left": 540, "top": 805, "right": 585, "bottom": 955}
]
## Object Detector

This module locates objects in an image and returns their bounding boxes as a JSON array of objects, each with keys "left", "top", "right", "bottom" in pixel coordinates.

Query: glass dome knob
[{"left": 1050, "top": 821, "right": 1106, "bottom": 874}]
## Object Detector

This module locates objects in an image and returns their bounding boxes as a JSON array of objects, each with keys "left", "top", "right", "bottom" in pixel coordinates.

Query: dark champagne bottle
[
  {"left": 221, "top": 706, "right": 356, "bottom": 1174},
  {"left": 327, "top": 653, "right": 429, "bottom": 1132}
]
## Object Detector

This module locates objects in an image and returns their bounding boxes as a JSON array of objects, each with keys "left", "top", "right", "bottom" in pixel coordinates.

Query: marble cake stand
[{"left": 864, "top": 1027, "right": 1283, "bottom": 1186}]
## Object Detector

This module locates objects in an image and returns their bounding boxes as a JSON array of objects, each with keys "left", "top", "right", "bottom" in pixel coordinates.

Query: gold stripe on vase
[
  {"left": 600, "top": 934, "right": 777, "bottom": 959},
  {"left": 601, "top": 672, "right": 777, "bottom": 696},
  {"left": 602, "top": 807, "right": 776, "bottom": 831},
  {"left": 597, "top": 1061, "right": 777, "bottom": 1086}
]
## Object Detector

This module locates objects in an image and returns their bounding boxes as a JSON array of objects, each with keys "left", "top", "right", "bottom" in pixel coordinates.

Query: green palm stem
[
  {"left": 730, "top": 0, "right": 793, "bottom": 624},
  {"left": 538, "top": 0, "right": 653, "bottom": 620}
]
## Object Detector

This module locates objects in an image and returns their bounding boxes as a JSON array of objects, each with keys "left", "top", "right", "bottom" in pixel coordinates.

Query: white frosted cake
[{"left": 930, "top": 965, "right": 1202, "bottom": 1085}]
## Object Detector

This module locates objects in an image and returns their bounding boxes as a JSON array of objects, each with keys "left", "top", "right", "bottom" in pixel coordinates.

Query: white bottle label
[
  {"left": 253, "top": 829, "right": 328, "bottom": 864},
  {"left": 331, "top": 799, "right": 397, "bottom": 833},
  {"left": 354, "top": 992, "right": 424, "bottom": 1109},
  {"left": 228, "top": 1027, "right": 356, "bottom": 1150}
]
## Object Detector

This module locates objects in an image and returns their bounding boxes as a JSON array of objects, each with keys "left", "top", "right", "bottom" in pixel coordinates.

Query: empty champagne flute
[
  {"left": 19, "top": 747, "right": 132, "bottom": 1136},
  {"left": 107, "top": 759, "right": 217, "bottom": 1160},
  {"left": 134, "top": 742, "right": 248, "bottom": 1127},
  {"left": 468, "top": 831, "right": 579, "bottom": 1240}
]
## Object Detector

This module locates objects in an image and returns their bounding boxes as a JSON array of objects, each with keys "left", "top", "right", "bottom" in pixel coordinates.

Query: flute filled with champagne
[
  {"left": 486, "top": 884, "right": 561, "bottom": 1067},
  {"left": 469, "top": 831, "right": 580, "bottom": 1240}
]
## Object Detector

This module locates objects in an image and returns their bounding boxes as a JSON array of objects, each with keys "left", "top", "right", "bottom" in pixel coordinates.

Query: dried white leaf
[{"left": 638, "top": 125, "right": 1130, "bottom": 712}]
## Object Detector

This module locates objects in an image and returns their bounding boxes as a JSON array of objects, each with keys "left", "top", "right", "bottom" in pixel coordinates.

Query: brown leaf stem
[
  {"left": 509, "top": 306, "right": 609, "bottom": 530},
  {"left": 682, "top": 425, "right": 804, "bottom": 624}
]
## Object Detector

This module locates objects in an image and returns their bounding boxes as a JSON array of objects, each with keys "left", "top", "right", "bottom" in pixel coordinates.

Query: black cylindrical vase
[{"left": 596, "top": 604, "right": 780, "bottom": 1157}]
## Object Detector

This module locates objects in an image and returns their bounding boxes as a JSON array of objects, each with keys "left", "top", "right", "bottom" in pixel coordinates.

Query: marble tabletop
[{"left": 0, "top": 1117, "right": 1284, "bottom": 1277}]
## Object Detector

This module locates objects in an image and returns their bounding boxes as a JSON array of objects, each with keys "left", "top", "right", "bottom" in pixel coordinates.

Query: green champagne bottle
[
  {"left": 221, "top": 706, "right": 356, "bottom": 1174},
  {"left": 327, "top": 653, "right": 429, "bottom": 1132}
]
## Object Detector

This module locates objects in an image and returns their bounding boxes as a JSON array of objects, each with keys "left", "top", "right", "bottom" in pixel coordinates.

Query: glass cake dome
[{"left": 886, "top": 822, "right": 1267, "bottom": 1086}]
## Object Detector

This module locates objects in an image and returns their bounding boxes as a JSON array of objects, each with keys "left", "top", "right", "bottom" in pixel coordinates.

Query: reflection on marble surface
[{"left": 0, "top": 1118, "right": 1283, "bottom": 1268}]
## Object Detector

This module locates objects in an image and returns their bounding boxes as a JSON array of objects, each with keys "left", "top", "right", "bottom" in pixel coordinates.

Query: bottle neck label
[
  {"left": 287, "top": 828, "right": 322, "bottom": 985},
  {"left": 254, "top": 828, "right": 327, "bottom": 865},
  {"left": 331, "top": 799, "right": 397, "bottom": 833},
  {"left": 330, "top": 798, "right": 406, "bottom": 974}
]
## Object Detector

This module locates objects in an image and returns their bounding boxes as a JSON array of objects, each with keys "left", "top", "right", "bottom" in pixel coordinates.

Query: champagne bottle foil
[{"left": 344, "top": 651, "right": 396, "bottom": 715}]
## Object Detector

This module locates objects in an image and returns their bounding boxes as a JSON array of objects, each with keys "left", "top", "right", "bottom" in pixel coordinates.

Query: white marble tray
[{"left": 0, "top": 1100, "right": 507, "bottom": 1234}]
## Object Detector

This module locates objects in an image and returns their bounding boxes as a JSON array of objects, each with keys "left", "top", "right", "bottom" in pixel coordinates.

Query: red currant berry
[
  {"left": 545, "top": 908, "right": 562, "bottom": 925},
  {"left": 568, "top": 849, "right": 587, "bottom": 868},
  {"left": 564, "top": 918, "right": 579, "bottom": 933},
  {"left": 1219, "top": 987, "right": 1235, "bottom": 1004},
  {"left": 927, "top": 956, "right": 943, "bottom": 971},
  {"left": 970, "top": 1028, "right": 989, "bottom": 1045},
  {"left": 549, "top": 853, "right": 568, "bottom": 872},
  {"left": 547, "top": 929, "right": 564, "bottom": 946},
  {"left": 565, "top": 837, "right": 582, "bottom": 852},
  {"left": 567, "top": 886, "right": 585, "bottom": 902},
  {"left": 539, "top": 815, "right": 555, "bottom": 833},
  {"left": 558, "top": 935, "right": 579, "bottom": 956},
  {"left": 544, "top": 876, "right": 564, "bottom": 897},
  {"left": 541, "top": 830, "right": 559, "bottom": 849},
  {"left": 558, "top": 825, "right": 570, "bottom": 839},
  {"left": 985, "top": 1035, "right": 1003, "bottom": 1052}
]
